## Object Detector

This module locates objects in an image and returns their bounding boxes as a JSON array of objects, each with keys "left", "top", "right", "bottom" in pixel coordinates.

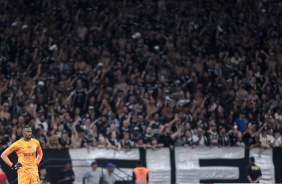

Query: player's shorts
[{"left": 18, "top": 168, "right": 40, "bottom": 184}]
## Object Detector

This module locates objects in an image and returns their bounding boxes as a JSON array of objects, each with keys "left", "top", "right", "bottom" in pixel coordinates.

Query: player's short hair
[
  {"left": 136, "top": 161, "right": 142, "bottom": 166},
  {"left": 23, "top": 125, "right": 31, "bottom": 130},
  {"left": 65, "top": 161, "right": 72, "bottom": 165},
  {"left": 249, "top": 157, "right": 255, "bottom": 162}
]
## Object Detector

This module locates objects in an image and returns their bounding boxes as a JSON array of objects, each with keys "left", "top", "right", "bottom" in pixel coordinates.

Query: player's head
[
  {"left": 91, "top": 161, "right": 98, "bottom": 170},
  {"left": 106, "top": 163, "right": 116, "bottom": 173},
  {"left": 249, "top": 157, "right": 255, "bottom": 164},
  {"left": 22, "top": 125, "right": 32, "bottom": 140},
  {"left": 65, "top": 162, "right": 72, "bottom": 171},
  {"left": 136, "top": 161, "right": 142, "bottom": 167}
]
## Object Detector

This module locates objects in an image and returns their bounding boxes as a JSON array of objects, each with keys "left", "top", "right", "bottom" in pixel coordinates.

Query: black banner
[{"left": 273, "top": 148, "right": 282, "bottom": 183}]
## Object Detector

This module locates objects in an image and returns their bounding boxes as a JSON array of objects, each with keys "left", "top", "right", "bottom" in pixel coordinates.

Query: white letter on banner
[
  {"left": 250, "top": 148, "right": 275, "bottom": 183},
  {"left": 69, "top": 148, "right": 140, "bottom": 184},
  {"left": 175, "top": 147, "right": 244, "bottom": 184},
  {"left": 146, "top": 148, "right": 171, "bottom": 184}
]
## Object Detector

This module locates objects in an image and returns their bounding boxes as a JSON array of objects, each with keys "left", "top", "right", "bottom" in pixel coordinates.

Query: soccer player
[{"left": 1, "top": 125, "right": 43, "bottom": 184}]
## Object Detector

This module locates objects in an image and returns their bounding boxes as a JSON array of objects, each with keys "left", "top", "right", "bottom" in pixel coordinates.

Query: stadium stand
[{"left": 0, "top": 0, "right": 282, "bottom": 183}]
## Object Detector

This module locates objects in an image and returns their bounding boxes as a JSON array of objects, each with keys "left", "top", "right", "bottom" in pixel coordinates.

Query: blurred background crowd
[{"left": 0, "top": 0, "right": 282, "bottom": 152}]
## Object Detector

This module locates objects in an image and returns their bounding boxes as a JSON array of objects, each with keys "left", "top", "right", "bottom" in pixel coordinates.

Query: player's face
[
  {"left": 92, "top": 164, "right": 98, "bottom": 170},
  {"left": 23, "top": 128, "right": 32, "bottom": 140},
  {"left": 65, "top": 164, "right": 72, "bottom": 171}
]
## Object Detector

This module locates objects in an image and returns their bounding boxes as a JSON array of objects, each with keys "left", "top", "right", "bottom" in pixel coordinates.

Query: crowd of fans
[{"left": 0, "top": 0, "right": 282, "bottom": 153}]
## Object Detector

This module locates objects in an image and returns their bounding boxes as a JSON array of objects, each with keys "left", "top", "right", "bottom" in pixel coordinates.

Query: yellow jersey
[{"left": 8, "top": 138, "right": 41, "bottom": 169}]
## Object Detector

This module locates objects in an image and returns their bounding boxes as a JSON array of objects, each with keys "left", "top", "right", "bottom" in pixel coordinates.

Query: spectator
[
  {"left": 0, "top": 132, "right": 8, "bottom": 152},
  {"left": 243, "top": 123, "right": 259, "bottom": 149},
  {"left": 58, "top": 162, "right": 75, "bottom": 184},
  {"left": 107, "top": 114, "right": 119, "bottom": 132},
  {"left": 107, "top": 132, "right": 121, "bottom": 151},
  {"left": 33, "top": 127, "right": 47, "bottom": 144},
  {"left": 97, "top": 115, "right": 109, "bottom": 137},
  {"left": 193, "top": 127, "right": 208, "bottom": 147},
  {"left": 46, "top": 135, "right": 62, "bottom": 150},
  {"left": 0, "top": 103, "right": 10, "bottom": 122},
  {"left": 39, "top": 168, "right": 51, "bottom": 184},
  {"left": 149, "top": 113, "right": 162, "bottom": 135},
  {"left": 71, "top": 118, "right": 85, "bottom": 148},
  {"left": 135, "top": 138, "right": 147, "bottom": 150},
  {"left": 234, "top": 111, "right": 246, "bottom": 132},
  {"left": 120, "top": 133, "right": 134, "bottom": 151},
  {"left": 59, "top": 130, "right": 73, "bottom": 149},
  {"left": 143, "top": 127, "right": 154, "bottom": 144},
  {"left": 97, "top": 135, "right": 107, "bottom": 148},
  {"left": 71, "top": 79, "right": 88, "bottom": 113},
  {"left": 158, "top": 124, "right": 178, "bottom": 149},
  {"left": 53, "top": 123, "right": 67, "bottom": 139},
  {"left": 83, "top": 106, "right": 96, "bottom": 122},
  {"left": 259, "top": 127, "right": 271, "bottom": 149},
  {"left": 82, "top": 130, "right": 96, "bottom": 150},
  {"left": 274, "top": 107, "right": 282, "bottom": 125},
  {"left": 147, "top": 137, "right": 164, "bottom": 150},
  {"left": 106, "top": 124, "right": 119, "bottom": 138},
  {"left": 207, "top": 123, "right": 219, "bottom": 147},
  {"left": 104, "top": 163, "right": 116, "bottom": 184},
  {"left": 218, "top": 127, "right": 230, "bottom": 147},
  {"left": 181, "top": 129, "right": 194, "bottom": 148},
  {"left": 119, "top": 115, "right": 131, "bottom": 139},
  {"left": 135, "top": 115, "right": 146, "bottom": 134},
  {"left": 40, "top": 140, "right": 47, "bottom": 150},
  {"left": 32, "top": 105, "right": 48, "bottom": 132},
  {"left": 11, "top": 126, "right": 23, "bottom": 142},
  {"left": 228, "top": 125, "right": 245, "bottom": 147},
  {"left": 83, "top": 161, "right": 102, "bottom": 184},
  {"left": 270, "top": 129, "right": 282, "bottom": 148},
  {"left": 131, "top": 127, "right": 142, "bottom": 144}
]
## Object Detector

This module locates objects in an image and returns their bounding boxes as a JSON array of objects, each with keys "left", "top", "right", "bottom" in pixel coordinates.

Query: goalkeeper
[{"left": 1, "top": 125, "right": 43, "bottom": 184}]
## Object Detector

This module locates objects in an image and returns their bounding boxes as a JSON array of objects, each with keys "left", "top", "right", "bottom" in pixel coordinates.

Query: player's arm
[
  {"left": 1, "top": 143, "right": 22, "bottom": 169},
  {"left": 36, "top": 142, "right": 43, "bottom": 165},
  {"left": 82, "top": 171, "right": 89, "bottom": 184},
  {"left": 253, "top": 168, "right": 262, "bottom": 183},
  {"left": 246, "top": 166, "right": 253, "bottom": 183},
  {"left": 82, "top": 177, "right": 86, "bottom": 184},
  {"left": 246, "top": 175, "right": 253, "bottom": 183},
  {"left": 71, "top": 170, "right": 75, "bottom": 181},
  {"left": 1, "top": 149, "right": 13, "bottom": 167},
  {"left": 254, "top": 176, "right": 262, "bottom": 183}
]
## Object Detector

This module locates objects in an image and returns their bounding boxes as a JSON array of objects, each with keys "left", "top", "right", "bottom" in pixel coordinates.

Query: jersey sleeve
[
  {"left": 84, "top": 171, "right": 90, "bottom": 178},
  {"left": 258, "top": 167, "right": 262, "bottom": 177},
  {"left": 36, "top": 140, "right": 42, "bottom": 153},
  {"left": 7, "top": 141, "right": 19, "bottom": 153}
]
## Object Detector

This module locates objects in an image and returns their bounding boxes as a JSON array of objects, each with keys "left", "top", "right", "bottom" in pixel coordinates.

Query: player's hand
[{"left": 11, "top": 162, "right": 23, "bottom": 170}]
